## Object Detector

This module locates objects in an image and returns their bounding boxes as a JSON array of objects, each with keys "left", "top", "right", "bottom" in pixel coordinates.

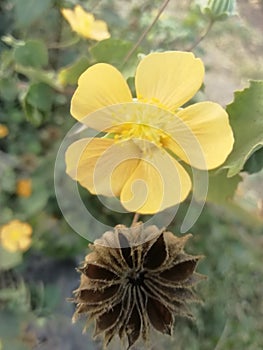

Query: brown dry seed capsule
[{"left": 72, "top": 224, "right": 206, "bottom": 349}]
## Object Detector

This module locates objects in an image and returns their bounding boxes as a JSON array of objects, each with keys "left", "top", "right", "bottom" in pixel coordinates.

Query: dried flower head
[{"left": 72, "top": 224, "right": 205, "bottom": 349}]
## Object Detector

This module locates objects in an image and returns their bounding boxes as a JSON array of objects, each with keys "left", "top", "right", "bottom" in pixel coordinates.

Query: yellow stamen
[{"left": 114, "top": 122, "right": 168, "bottom": 154}]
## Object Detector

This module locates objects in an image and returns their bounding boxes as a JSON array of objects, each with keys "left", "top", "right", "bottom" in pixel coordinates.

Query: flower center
[
  {"left": 114, "top": 123, "right": 167, "bottom": 154},
  {"left": 10, "top": 229, "right": 22, "bottom": 242},
  {"left": 108, "top": 102, "right": 173, "bottom": 154},
  {"left": 127, "top": 269, "right": 146, "bottom": 287},
  {"left": 120, "top": 123, "right": 161, "bottom": 143}
]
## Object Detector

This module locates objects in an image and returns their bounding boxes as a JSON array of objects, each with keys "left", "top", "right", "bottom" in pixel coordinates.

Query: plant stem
[
  {"left": 187, "top": 18, "right": 214, "bottom": 51},
  {"left": 122, "top": 0, "right": 171, "bottom": 66},
  {"left": 131, "top": 212, "right": 140, "bottom": 226},
  {"left": 90, "top": 0, "right": 103, "bottom": 11}
]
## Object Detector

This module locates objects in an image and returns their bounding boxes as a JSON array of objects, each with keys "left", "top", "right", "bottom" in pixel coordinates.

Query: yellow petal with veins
[
  {"left": 71, "top": 63, "right": 132, "bottom": 123},
  {"left": 164, "top": 102, "right": 234, "bottom": 170},
  {"left": 81, "top": 102, "right": 173, "bottom": 136},
  {"left": 65, "top": 138, "right": 141, "bottom": 196},
  {"left": 135, "top": 51, "right": 204, "bottom": 111},
  {"left": 120, "top": 147, "right": 191, "bottom": 214}
]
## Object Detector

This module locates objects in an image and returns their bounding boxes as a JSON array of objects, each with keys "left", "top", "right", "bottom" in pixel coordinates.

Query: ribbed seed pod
[{"left": 72, "top": 224, "right": 205, "bottom": 349}]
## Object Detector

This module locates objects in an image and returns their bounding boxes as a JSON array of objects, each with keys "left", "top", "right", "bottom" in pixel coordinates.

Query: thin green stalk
[
  {"left": 187, "top": 18, "right": 215, "bottom": 51},
  {"left": 122, "top": 0, "right": 171, "bottom": 66}
]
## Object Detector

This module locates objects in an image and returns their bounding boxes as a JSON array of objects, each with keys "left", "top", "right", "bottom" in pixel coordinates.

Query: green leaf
[
  {"left": 243, "top": 147, "right": 263, "bottom": 174},
  {"left": 15, "top": 65, "right": 62, "bottom": 90},
  {"left": 0, "top": 167, "right": 16, "bottom": 193},
  {"left": 0, "top": 246, "right": 22, "bottom": 270},
  {"left": 22, "top": 83, "right": 54, "bottom": 126},
  {"left": 90, "top": 38, "right": 140, "bottom": 77},
  {"left": 0, "top": 50, "right": 14, "bottom": 74},
  {"left": 16, "top": 180, "right": 49, "bottom": 217},
  {"left": 26, "top": 82, "right": 53, "bottom": 112},
  {"left": 224, "top": 81, "right": 263, "bottom": 177},
  {"left": 206, "top": 169, "right": 241, "bottom": 204},
  {"left": 58, "top": 56, "right": 90, "bottom": 86},
  {"left": 0, "top": 312, "right": 21, "bottom": 337},
  {"left": 22, "top": 103, "right": 43, "bottom": 126},
  {"left": 13, "top": 0, "right": 52, "bottom": 28},
  {"left": 127, "top": 76, "right": 136, "bottom": 97},
  {"left": 14, "top": 40, "right": 48, "bottom": 68},
  {"left": 0, "top": 78, "right": 17, "bottom": 102},
  {"left": 91, "top": 38, "right": 132, "bottom": 65},
  {"left": 0, "top": 281, "right": 30, "bottom": 313}
]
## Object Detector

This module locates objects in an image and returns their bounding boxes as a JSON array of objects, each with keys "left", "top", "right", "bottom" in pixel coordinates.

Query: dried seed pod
[{"left": 72, "top": 224, "right": 205, "bottom": 349}]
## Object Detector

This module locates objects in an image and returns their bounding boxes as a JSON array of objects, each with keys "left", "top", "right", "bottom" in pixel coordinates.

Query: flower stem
[
  {"left": 131, "top": 212, "right": 140, "bottom": 226},
  {"left": 187, "top": 18, "right": 214, "bottom": 51},
  {"left": 122, "top": 0, "right": 171, "bottom": 66},
  {"left": 90, "top": 0, "right": 103, "bottom": 11}
]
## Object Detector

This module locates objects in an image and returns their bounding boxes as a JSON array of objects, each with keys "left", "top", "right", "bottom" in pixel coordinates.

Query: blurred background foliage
[{"left": 0, "top": 0, "right": 262, "bottom": 349}]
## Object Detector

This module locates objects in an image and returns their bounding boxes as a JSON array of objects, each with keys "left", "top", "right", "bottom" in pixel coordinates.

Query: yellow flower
[
  {"left": 16, "top": 178, "right": 32, "bottom": 198},
  {"left": 0, "top": 124, "right": 8, "bottom": 138},
  {"left": 65, "top": 51, "right": 234, "bottom": 214},
  {"left": 0, "top": 220, "right": 32, "bottom": 252},
  {"left": 61, "top": 5, "right": 110, "bottom": 41}
]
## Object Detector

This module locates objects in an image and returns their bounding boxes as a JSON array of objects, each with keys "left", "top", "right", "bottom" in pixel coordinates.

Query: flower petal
[
  {"left": 17, "top": 237, "right": 32, "bottom": 251},
  {"left": 61, "top": 7, "right": 80, "bottom": 32},
  {"left": 61, "top": 5, "right": 110, "bottom": 41},
  {"left": 135, "top": 51, "right": 204, "bottom": 111},
  {"left": 90, "top": 19, "right": 110, "bottom": 41},
  {"left": 71, "top": 64, "right": 132, "bottom": 123},
  {"left": 120, "top": 146, "right": 191, "bottom": 214},
  {"left": 164, "top": 102, "right": 234, "bottom": 169},
  {"left": 82, "top": 102, "right": 174, "bottom": 134},
  {"left": 0, "top": 220, "right": 32, "bottom": 253},
  {"left": 1, "top": 239, "right": 17, "bottom": 252},
  {"left": 65, "top": 138, "right": 140, "bottom": 196}
]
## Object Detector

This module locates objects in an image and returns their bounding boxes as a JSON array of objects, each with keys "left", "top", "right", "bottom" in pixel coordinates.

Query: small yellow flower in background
[
  {"left": 0, "top": 124, "right": 8, "bottom": 138},
  {"left": 16, "top": 178, "right": 32, "bottom": 198},
  {"left": 61, "top": 5, "right": 110, "bottom": 41},
  {"left": 66, "top": 51, "right": 234, "bottom": 214},
  {"left": 0, "top": 220, "right": 32, "bottom": 253}
]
